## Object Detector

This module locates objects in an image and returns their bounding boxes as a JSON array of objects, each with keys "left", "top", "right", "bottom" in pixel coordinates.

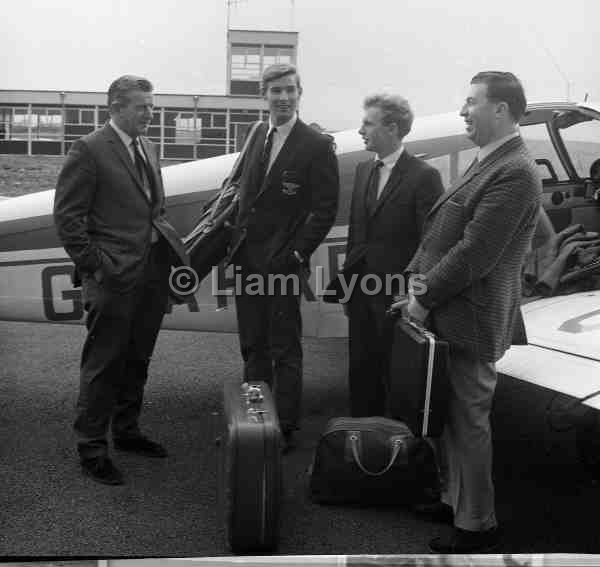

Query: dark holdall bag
[
  {"left": 183, "top": 121, "right": 262, "bottom": 284},
  {"left": 309, "top": 417, "right": 439, "bottom": 506}
]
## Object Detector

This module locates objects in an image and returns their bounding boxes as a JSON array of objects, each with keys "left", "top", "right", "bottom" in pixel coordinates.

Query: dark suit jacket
[
  {"left": 228, "top": 119, "right": 340, "bottom": 273},
  {"left": 54, "top": 123, "right": 187, "bottom": 290},
  {"left": 407, "top": 137, "right": 542, "bottom": 362},
  {"left": 344, "top": 152, "right": 444, "bottom": 277}
]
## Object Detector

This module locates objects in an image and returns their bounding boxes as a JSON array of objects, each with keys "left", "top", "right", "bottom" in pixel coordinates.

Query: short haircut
[
  {"left": 107, "top": 75, "right": 153, "bottom": 110},
  {"left": 363, "top": 93, "right": 414, "bottom": 138},
  {"left": 261, "top": 63, "right": 301, "bottom": 95},
  {"left": 471, "top": 71, "right": 526, "bottom": 122}
]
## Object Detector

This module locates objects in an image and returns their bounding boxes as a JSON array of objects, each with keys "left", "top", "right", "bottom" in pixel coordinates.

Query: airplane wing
[{"left": 497, "top": 290, "right": 600, "bottom": 409}]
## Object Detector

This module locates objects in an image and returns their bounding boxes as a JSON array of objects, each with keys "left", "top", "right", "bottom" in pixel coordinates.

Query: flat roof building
[{"left": 0, "top": 29, "right": 298, "bottom": 161}]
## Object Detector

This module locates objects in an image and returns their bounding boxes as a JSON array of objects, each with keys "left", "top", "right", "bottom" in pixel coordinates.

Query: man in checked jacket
[{"left": 394, "top": 71, "right": 542, "bottom": 553}]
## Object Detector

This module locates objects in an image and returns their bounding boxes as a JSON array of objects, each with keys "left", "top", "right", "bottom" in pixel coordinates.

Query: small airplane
[{"left": 1, "top": 101, "right": 600, "bottom": 424}]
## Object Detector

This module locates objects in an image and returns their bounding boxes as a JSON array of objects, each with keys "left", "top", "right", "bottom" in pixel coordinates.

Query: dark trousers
[
  {"left": 347, "top": 282, "right": 396, "bottom": 417},
  {"left": 234, "top": 268, "right": 303, "bottom": 434},
  {"left": 74, "top": 240, "right": 170, "bottom": 460}
]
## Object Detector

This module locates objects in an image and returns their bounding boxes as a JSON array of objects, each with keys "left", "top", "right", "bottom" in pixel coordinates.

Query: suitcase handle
[{"left": 348, "top": 433, "right": 406, "bottom": 476}]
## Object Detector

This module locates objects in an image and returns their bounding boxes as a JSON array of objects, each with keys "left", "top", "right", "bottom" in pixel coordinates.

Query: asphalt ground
[{"left": 1, "top": 320, "right": 599, "bottom": 558}]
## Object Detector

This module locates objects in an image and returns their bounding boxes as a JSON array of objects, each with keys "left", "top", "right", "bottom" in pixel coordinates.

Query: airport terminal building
[{"left": 0, "top": 30, "right": 297, "bottom": 160}]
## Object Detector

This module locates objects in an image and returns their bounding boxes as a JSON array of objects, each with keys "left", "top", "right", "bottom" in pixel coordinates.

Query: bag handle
[{"left": 348, "top": 432, "right": 406, "bottom": 477}]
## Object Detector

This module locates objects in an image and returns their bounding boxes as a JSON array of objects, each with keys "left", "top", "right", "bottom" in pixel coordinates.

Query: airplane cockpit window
[
  {"left": 554, "top": 111, "right": 600, "bottom": 180},
  {"left": 520, "top": 123, "right": 568, "bottom": 182}
]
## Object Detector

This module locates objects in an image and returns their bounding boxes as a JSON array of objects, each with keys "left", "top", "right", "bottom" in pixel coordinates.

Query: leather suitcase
[
  {"left": 218, "top": 381, "right": 282, "bottom": 553},
  {"left": 387, "top": 317, "right": 450, "bottom": 437}
]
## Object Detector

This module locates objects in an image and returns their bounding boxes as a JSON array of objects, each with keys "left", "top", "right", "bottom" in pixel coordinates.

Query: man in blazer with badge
[
  {"left": 334, "top": 94, "right": 444, "bottom": 417},
  {"left": 54, "top": 75, "right": 188, "bottom": 485},
  {"left": 227, "top": 63, "right": 339, "bottom": 449},
  {"left": 395, "top": 72, "right": 542, "bottom": 553}
]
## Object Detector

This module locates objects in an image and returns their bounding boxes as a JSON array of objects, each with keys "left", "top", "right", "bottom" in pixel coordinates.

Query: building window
[
  {"left": 231, "top": 44, "right": 261, "bottom": 81},
  {"left": 175, "top": 112, "right": 202, "bottom": 144},
  {"left": 262, "top": 45, "right": 294, "bottom": 69},
  {"left": 33, "top": 108, "right": 63, "bottom": 140},
  {"left": 81, "top": 109, "right": 95, "bottom": 125}
]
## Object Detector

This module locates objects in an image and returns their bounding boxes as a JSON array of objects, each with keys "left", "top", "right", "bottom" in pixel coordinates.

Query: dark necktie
[
  {"left": 366, "top": 159, "right": 384, "bottom": 216},
  {"left": 132, "top": 138, "right": 155, "bottom": 202},
  {"left": 257, "top": 127, "right": 276, "bottom": 186}
]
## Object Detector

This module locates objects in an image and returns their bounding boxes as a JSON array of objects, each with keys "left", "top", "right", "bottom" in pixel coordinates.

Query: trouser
[
  {"left": 74, "top": 240, "right": 170, "bottom": 460},
  {"left": 439, "top": 349, "right": 498, "bottom": 531},
  {"left": 234, "top": 267, "right": 303, "bottom": 434},
  {"left": 347, "top": 281, "right": 396, "bottom": 417}
]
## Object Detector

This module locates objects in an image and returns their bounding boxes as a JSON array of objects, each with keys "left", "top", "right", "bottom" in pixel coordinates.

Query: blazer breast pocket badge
[{"left": 281, "top": 171, "right": 301, "bottom": 196}]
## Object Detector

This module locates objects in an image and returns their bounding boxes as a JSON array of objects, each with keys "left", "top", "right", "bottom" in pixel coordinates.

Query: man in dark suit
[
  {"left": 396, "top": 72, "right": 542, "bottom": 552},
  {"left": 54, "top": 75, "right": 187, "bottom": 485},
  {"left": 227, "top": 64, "right": 339, "bottom": 449},
  {"left": 339, "top": 94, "right": 444, "bottom": 417}
]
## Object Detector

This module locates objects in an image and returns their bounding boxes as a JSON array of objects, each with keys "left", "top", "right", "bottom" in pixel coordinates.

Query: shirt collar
[
  {"left": 478, "top": 131, "right": 520, "bottom": 163},
  {"left": 268, "top": 113, "right": 297, "bottom": 137},
  {"left": 376, "top": 144, "right": 404, "bottom": 168},
  {"left": 110, "top": 118, "right": 136, "bottom": 149}
]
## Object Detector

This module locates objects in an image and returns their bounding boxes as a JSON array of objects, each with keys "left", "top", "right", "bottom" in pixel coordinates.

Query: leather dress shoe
[
  {"left": 429, "top": 526, "right": 500, "bottom": 554},
  {"left": 81, "top": 456, "right": 124, "bottom": 485},
  {"left": 413, "top": 501, "right": 454, "bottom": 525},
  {"left": 114, "top": 436, "right": 167, "bottom": 458}
]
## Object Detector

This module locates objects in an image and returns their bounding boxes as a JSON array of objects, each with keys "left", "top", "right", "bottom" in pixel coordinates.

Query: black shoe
[
  {"left": 429, "top": 526, "right": 500, "bottom": 554},
  {"left": 413, "top": 501, "right": 454, "bottom": 525},
  {"left": 114, "top": 436, "right": 167, "bottom": 458},
  {"left": 81, "top": 456, "right": 124, "bottom": 485}
]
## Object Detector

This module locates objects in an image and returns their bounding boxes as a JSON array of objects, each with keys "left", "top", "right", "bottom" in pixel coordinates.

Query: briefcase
[
  {"left": 217, "top": 381, "right": 282, "bottom": 553},
  {"left": 387, "top": 317, "right": 450, "bottom": 437},
  {"left": 308, "top": 417, "right": 439, "bottom": 506}
]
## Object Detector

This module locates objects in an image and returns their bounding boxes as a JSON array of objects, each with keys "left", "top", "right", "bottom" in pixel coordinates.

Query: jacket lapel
[
  {"left": 140, "top": 136, "right": 162, "bottom": 208},
  {"left": 103, "top": 124, "right": 149, "bottom": 203},
  {"left": 370, "top": 151, "right": 412, "bottom": 218},
  {"left": 358, "top": 161, "right": 375, "bottom": 213},
  {"left": 253, "top": 119, "right": 304, "bottom": 203},
  {"left": 426, "top": 136, "right": 525, "bottom": 218},
  {"left": 246, "top": 122, "right": 268, "bottom": 200}
]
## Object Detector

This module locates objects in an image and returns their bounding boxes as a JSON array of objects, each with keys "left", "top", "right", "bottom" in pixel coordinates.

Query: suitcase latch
[{"left": 241, "top": 382, "right": 264, "bottom": 403}]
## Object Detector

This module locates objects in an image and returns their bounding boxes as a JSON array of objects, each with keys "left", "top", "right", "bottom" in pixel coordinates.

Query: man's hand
[
  {"left": 407, "top": 294, "right": 430, "bottom": 324},
  {"left": 389, "top": 296, "right": 409, "bottom": 315}
]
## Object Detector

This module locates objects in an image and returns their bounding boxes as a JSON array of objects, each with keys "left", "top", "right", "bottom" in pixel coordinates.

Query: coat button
[{"left": 250, "top": 207, "right": 256, "bottom": 213}]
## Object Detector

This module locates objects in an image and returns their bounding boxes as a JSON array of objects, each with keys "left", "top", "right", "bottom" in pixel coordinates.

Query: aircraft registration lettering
[{"left": 41, "top": 265, "right": 84, "bottom": 322}]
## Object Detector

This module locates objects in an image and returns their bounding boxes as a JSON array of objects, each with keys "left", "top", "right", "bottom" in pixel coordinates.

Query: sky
[{"left": 3, "top": 0, "right": 599, "bottom": 131}]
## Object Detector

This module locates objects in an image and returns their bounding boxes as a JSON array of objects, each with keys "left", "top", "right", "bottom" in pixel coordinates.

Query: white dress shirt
[
  {"left": 375, "top": 145, "right": 405, "bottom": 198},
  {"left": 265, "top": 114, "right": 298, "bottom": 172},
  {"left": 109, "top": 118, "right": 148, "bottom": 165}
]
